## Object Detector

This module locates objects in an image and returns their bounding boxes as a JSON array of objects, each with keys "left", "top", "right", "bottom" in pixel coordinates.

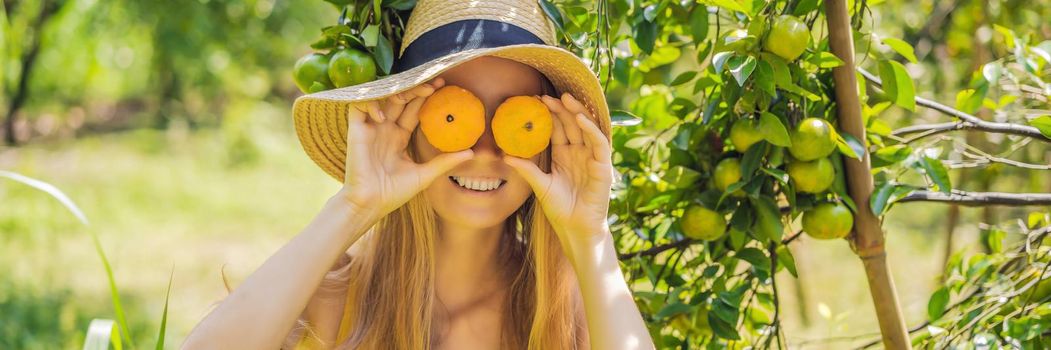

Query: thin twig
[
  {"left": 898, "top": 190, "right": 1051, "bottom": 206},
  {"left": 857, "top": 68, "right": 1050, "bottom": 143}
]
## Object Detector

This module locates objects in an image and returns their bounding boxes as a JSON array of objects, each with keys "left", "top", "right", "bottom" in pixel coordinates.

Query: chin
[{"left": 425, "top": 174, "right": 532, "bottom": 229}]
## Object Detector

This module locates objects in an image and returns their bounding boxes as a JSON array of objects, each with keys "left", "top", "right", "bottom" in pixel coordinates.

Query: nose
[{"left": 471, "top": 114, "right": 503, "bottom": 158}]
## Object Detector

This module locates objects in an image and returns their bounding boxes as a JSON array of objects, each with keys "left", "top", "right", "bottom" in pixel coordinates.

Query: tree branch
[
  {"left": 617, "top": 229, "right": 806, "bottom": 260},
  {"left": 857, "top": 68, "right": 1050, "bottom": 143},
  {"left": 899, "top": 190, "right": 1051, "bottom": 206},
  {"left": 618, "top": 238, "right": 694, "bottom": 260}
]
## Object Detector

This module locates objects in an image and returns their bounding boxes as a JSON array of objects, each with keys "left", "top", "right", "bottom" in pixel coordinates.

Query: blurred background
[{"left": 0, "top": 0, "right": 1048, "bottom": 348}]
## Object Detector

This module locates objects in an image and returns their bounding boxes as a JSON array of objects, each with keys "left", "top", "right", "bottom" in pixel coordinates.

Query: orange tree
[
  {"left": 296, "top": 0, "right": 1051, "bottom": 347},
  {"left": 539, "top": 0, "right": 1051, "bottom": 347}
]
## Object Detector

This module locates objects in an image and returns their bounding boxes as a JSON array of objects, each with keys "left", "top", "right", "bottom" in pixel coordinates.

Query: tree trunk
[
  {"left": 823, "top": 0, "right": 912, "bottom": 348},
  {"left": 2, "top": 0, "right": 62, "bottom": 146}
]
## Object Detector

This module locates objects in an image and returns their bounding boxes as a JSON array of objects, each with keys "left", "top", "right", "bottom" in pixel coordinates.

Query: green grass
[
  {"left": 0, "top": 110, "right": 339, "bottom": 348},
  {"left": 0, "top": 110, "right": 1036, "bottom": 348}
]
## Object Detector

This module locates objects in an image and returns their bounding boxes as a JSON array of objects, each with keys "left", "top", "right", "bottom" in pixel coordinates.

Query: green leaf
[
  {"left": 373, "top": 34, "right": 394, "bottom": 75},
  {"left": 712, "top": 52, "right": 734, "bottom": 74},
  {"left": 382, "top": 0, "right": 417, "bottom": 10},
  {"left": 634, "top": 18, "right": 658, "bottom": 54},
  {"left": 792, "top": 0, "right": 820, "bottom": 15},
  {"left": 539, "top": 0, "right": 564, "bottom": 30},
  {"left": 759, "top": 112, "right": 791, "bottom": 147},
  {"left": 156, "top": 269, "right": 174, "bottom": 350},
  {"left": 663, "top": 166, "right": 701, "bottom": 188},
  {"left": 762, "top": 53, "right": 792, "bottom": 86},
  {"left": 0, "top": 171, "right": 89, "bottom": 224},
  {"left": 656, "top": 302, "right": 692, "bottom": 318},
  {"left": 91, "top": 231, "right": 134, "bottom": 347},
  {"left": 955, "top": 84, "right": 987, "bottom": 114},
  {"left": 920, "top": 156, "right": 952, "bottom": 194},
  {"left": 308, "top": 82, "right": 329, "bottom": 93},
  {"left": 984, "top": 228, "right": 1006, "bottom": 253},
  {"left": 669, "top": 71, "right": 697, "bottom": 86},
  {"left": 740, "top": 142, "right": 766, "bottom": 182},
  {"left": 754, "top": 60, "right": 776, "bottom": 96},
  {"left": 708, "top": 310, "right": 742, "bottom": 340},
  {"left": 729, "top": 228, "right": 746, "bottom": 250},
  {"left": 1028, "top": 115, "right": 1051, "bottom": 138},
  {"left": 878, "top": 59, "right": 916, "bottom": 111},
  {"left": 702, "top": 0, "right": 750, "bottom": 15},
  {"left": 810, "top": 51, "right": 844, "bottom": 68},
  {"left": 928, "top": 287, "right": 950, "bottom": 321},
  {"left": 881, "top": 37, "right": 918, "bottom": 63},
  {"left": 735, "top": 247, "right": 770, "bottom": 272},
  {"left": 873, "top": 144, "right": 912, "bottom": 166},
  {"left": 776, "top": 245, "right": 798, "bottom": 277},
  {"left": 761, "top": 167, "right": 789, "bottom": 185},
  {"left": 711, "top": 297, "right": 740, "bottom": 324},
  {"left": 321, "top": 25, "right": 352, "bottom": 38},
  {"left": 728, "top": 55, "right": 757, "bottom": 86},
  {"left": 310, "top": 36, "right": 336, "bottom": 50},
  {"left": 870, "top": 183, "right": 914, "bottom": 216},
  {"left": 84, "top": 319, "right": 122, "bottom": 350},
  {"left": 981, "top": 63, "right": 1001, "bottom": 84},
  {"left": 611, "top": 110, "right": 643, "bottom": 126},
  {"left": 751, "top": 196, "right": 783, "bottom": 242},
  {"left": 361, "top": 24, "right": 380, "bottom": 47},
  {"left": 323, "top": 0, "right": 354, "bottom": 7},
  {"left": 1028, "top": 212, "right": 1049, "bottom": 229},
  {"left": 643, "top": 46, "right": 681, "bottom": 69},
  {"left": 834, "top": 130, "right": 865, "bottom": 160},
  {"left": 689, "top": 6, "right": 709, "bottom": 42}
]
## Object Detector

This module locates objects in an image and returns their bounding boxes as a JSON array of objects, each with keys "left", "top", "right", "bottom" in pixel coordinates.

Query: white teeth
[{"left": 452, "top": 176, "right": 503, "bottom": 191}]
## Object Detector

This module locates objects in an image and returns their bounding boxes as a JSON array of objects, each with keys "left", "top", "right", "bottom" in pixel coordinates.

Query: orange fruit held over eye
[
  {"left": 492, "top": 96, "right": 553, "bottom": 158},
  {"left": 418, "top": 85, "right": 486, "bottom": 152}
]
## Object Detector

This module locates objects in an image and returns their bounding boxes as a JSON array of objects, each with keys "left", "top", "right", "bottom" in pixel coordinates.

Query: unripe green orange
[
  {"left": 802, "top": 202, "right": 854, "bottom": 240},
  {"left": 681, "top": 204, "right": 727, "bottom": 241}
]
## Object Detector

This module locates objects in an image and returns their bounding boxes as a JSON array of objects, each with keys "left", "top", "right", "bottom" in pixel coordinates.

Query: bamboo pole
[{"left": 822, "top": 0, "right": 912, "bottom": 348}]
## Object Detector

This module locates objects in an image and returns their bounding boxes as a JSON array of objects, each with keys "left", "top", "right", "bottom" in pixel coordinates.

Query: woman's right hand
[{"left": 337, "top": 77, "right": 473, "bottom": 220}]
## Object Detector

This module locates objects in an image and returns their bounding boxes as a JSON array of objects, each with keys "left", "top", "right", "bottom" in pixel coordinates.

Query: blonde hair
[{"left": 279, "top": 75, "right": 592, "bottom": 349}]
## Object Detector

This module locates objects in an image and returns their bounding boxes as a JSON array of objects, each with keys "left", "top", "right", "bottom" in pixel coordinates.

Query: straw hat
[{"left": 292, "top": 0, "right": 612, "bottom": 182}]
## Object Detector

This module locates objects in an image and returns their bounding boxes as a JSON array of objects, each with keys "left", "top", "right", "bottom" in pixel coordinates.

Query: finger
[
  {"left": 382, "top": 98, "right": 407, "bottom": 125},
  {"left": 560, "top": 92, "right": 591, "bottom": 119},
  {"left": 541, "top": 95, "right": 582, "bottom": 145},
  {"left": 576, "top": 113, "right": 612, "bottom": 162},
  {"left": 416, "top": 149, "right": 474, "bottom": 185},
  {"left": 548, "top": 103, "right": 568, "bottom": 145},
  {"left": 428, "top": 77, "right": 446, "bottom": 89},
  {"left": 384, "top": 84, "right": 436, "bottom": 123},
  {"left": 365, "top": 100, "right": 385, "bottom": 123},
  {"left": 502, "top": 155, "right": 551, "bottom": 197},
  {"left": 397, "top": 96, "right": 426, "bottom": 132},
  {"left": 348, "top": 102, "right": 369, "bottom": 125}
]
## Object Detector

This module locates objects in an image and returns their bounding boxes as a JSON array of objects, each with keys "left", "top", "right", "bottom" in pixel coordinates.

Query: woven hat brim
[{"left": 292, "top": 43, "right": 611, "bottom": 182}]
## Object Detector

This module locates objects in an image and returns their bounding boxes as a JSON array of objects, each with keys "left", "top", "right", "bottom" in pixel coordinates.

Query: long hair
[{"left": 285, "top": 74, "right": 589, "bottom": 349}]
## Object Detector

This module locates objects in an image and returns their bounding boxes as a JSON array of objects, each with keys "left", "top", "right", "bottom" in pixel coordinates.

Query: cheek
[{"left": 412, "top": 130, "right": 440, "bottom": 162}]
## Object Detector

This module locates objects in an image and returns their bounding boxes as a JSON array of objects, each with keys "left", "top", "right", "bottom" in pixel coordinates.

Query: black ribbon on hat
[{"left": 391, "top": 19, "right": 546, "bottom": 74}]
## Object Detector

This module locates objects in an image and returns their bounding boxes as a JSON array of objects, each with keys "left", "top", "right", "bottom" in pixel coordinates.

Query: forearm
[
  {"left": 569, "top": 226, "right": 655, "bottom": 350},
  {"left": 182, "top": 194, "right": 378, "bottom": 349}
]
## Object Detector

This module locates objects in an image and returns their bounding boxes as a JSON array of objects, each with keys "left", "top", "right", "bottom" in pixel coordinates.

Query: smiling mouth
[{"left": 449, "top": 176, "right": 507, "bottom": 192}]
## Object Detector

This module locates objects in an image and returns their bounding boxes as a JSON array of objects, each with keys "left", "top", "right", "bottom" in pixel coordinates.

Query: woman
[{"left": 182, "top": 0, "right": 654, "bottom": 348}]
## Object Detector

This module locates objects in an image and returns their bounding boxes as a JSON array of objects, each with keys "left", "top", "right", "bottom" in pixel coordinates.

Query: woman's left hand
[{"left": 503, "top": 92, "right": 614, "bottom": 256}]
